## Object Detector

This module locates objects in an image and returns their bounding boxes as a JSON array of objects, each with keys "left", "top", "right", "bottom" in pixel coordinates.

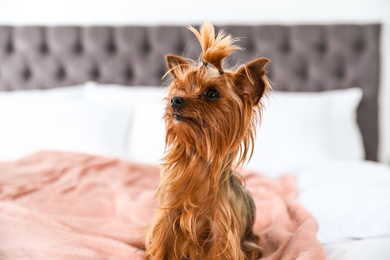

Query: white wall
[
  {"left": 0, "top": 0, "right": 388, "bottom": 25},
  {"left": 0, "top": 0, "right": 389, "bottom": 163}
]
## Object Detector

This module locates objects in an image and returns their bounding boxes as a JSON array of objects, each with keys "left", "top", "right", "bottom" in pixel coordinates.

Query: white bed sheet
[
  {"left": 261, "top": 160, "right": 390, "bottom": 260},
  {"left": 324, "top": 236, "right": 390, "bottom": 260},
  {"left": 247, "top": 159, "right": 390, "bottom": 259},
  {"left": 293, "top": 160, "right": 390, "bottom": 244}
]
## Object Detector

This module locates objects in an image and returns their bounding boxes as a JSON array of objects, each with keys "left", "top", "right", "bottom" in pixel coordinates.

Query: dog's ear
[
  {"left": 165, "top": 54, "right": 190, "bottom": 79},
  {"left": 234, "top": 58, "right": 270, "bottom": 105}
]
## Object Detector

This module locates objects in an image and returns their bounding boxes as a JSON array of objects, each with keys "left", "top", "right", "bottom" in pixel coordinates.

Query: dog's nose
[{"left": 171, "top": 96, "right": 185, "bottom": 108}]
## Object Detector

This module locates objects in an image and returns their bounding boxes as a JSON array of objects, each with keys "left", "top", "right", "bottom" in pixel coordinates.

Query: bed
[{"left": 0, "top": 24, "right": 389, "bottom": 259}]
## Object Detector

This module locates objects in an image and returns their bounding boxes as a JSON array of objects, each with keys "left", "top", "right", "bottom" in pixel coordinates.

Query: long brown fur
[{"left": 145, "top": 22, "right": 270, "bottom": 260}]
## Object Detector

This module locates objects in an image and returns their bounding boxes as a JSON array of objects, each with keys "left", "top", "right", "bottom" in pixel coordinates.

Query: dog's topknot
[{"left": 188, "top": 22, "right": 241, "bottom": 73}]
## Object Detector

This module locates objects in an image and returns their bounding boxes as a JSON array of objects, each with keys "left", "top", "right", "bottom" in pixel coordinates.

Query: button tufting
[
  {"left": 353, "top": 41, "right": 365, "bottom": 53},
  {"left": 40, "top": 44, "right": 49, "bottom": 55},
  {"left": 281, "top": 43, "right": 290, "bottom": 53},
  {"left": 296, "top": 68, "right": 307, "bottom": 80},
  {"left": 106, "top": 42, "right": 117, "bottom": 54},
  {"left": 73, "top": 42, "right": 84, "bottom": 54},
  {"left": 6, "top": 42, "right": 14, "bottom": 54},
  {"left": 90, "top": 67, "right": 100, "bottom": 79},
  {"left": 334, "top": 68, "right": 344, "bottom": 79},
  {"left": 124, "top": 66, "right": 133, "bottom": 80},
  {"left": 22, "top": 68, "right": 32, "bottom": 80},
  {"left": 316, "top": 43, "right": 326, "bottom": 54},
  {"left": 56, "top": 67, "right": 66, "bottom": 80},
  {"left": 175, "top": 41, "right": 185, "bottom": 54},
  {"left": 142, "top": 40, "right": 151, "bottom": 53}
]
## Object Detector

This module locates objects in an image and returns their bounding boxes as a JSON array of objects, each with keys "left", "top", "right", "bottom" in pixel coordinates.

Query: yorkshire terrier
[{"left": 145, "top": 23, "right": 270, "bottom": 260}]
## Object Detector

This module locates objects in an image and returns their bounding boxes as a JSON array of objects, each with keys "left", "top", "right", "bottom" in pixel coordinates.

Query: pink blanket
[{"left": 0, "top": 151, "right": 326, "bottom": 259}]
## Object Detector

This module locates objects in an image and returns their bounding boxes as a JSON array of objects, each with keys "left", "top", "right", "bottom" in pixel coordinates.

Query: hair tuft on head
[{"left": 188, "top": 22, "right": 241, "bottom": 72}]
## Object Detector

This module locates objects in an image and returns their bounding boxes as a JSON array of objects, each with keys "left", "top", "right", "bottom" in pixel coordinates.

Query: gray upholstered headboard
[{"left": 0, "top": 24, "right": 381, "bottom": 161}]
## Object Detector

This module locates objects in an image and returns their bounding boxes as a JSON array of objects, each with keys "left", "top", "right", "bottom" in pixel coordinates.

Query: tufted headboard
[{"left": 0, "top": 24, "right": 381, "bottom": 161}]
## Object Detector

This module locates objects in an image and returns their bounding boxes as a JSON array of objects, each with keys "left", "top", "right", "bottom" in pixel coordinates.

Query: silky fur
[{"left": 145, "top": 22, "right": 270, "bottom": 260}]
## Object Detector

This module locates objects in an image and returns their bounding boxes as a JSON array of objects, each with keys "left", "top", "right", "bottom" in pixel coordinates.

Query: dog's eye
[{"left": 205, "top": 88, "right": 220, "bottom": 101}]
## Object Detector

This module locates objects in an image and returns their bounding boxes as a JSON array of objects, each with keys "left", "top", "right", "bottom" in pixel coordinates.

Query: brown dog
[{"left": 145, "top": 22, "right": 270, "bottom": 260}]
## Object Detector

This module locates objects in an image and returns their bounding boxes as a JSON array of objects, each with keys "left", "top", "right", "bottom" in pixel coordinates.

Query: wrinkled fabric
[{"left": 0, "top": 151, "right": 326, "bottom": 259}]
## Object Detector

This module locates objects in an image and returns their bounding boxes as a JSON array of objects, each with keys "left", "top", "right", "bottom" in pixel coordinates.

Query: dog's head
[{"left": 164, "top": 23, "right": 270, "bottom": 165}]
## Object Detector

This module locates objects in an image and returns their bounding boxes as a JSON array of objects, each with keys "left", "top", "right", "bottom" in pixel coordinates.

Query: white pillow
[
  {"left": 0, "top": 85, "right": 84, "bottom": 101},
  {"left": 321, "top": 88, "right": 364, "bottom": 160},
  {"left": 83, "top": 82, "right": 168, "bottom": 164},
  {"left": 296, "top": 160, "right": 390, "bottom": 244},
  {"left": 84, "top": 81, "right": 167, "bottom": 108},
  {"left": 127, "top": 102, "right": 167, "bottom": 165},
  {"left": 0, "top": 98, "right": 133, "bottom": 161},
  {"left": 246, "top": 88, "right": 364, "bottom": 172}
]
